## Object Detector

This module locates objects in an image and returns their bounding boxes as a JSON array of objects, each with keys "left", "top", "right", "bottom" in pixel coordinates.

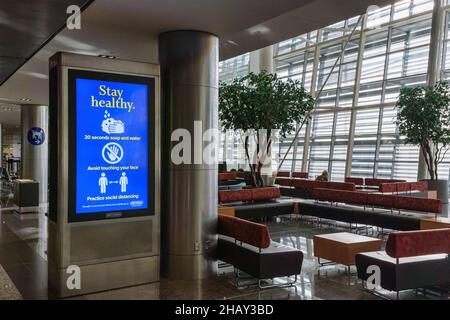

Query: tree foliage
[
  {"left": 219, "top": 71, "right": 315, "bottom": 186},
  {"left": 395, "top": 81, "right": 450, "bottom": 180}
]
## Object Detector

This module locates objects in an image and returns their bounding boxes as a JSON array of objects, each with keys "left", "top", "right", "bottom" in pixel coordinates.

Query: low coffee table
[
  {"left": 313, "top": 232, "right": 381, "bottom": 272},
  {"left": 421, "top": 217, "right": 450, "bottom": 230}
]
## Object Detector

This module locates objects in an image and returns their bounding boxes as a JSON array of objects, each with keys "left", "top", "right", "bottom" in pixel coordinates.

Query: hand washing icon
[{"left": 102, "top": 111, "right": 125, "bottom": 134}]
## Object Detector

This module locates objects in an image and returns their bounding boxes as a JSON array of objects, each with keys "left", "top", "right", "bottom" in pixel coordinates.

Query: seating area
[
  {"left": 345, "top": 177, "right": 408, "bottom": 191},
  {"left": 276, "top": 177, "right": 356, "bottom": 198},
  {"left": 312, "top": 188, "right": 442, "bottom": 216},
  {"left": 219, "top": 187, "right": 294, "bottom": 219},
  {"left": 276, "top": 171, "right": 308, "bottom": 179},
  {"left": 217, "top": 185, "right": 449, "bottom": 298},
  {"left": 378, "top": 181, "right": 428, "bottom": 194},
  {"left": 217, "top": 185, "right": 440, "bottom": 231},
  {"left": 217, "top": 215, "right": 303, "bottom": 288}
]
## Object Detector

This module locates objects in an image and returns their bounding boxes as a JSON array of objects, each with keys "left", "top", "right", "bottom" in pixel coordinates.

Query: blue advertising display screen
[{"left": 68, "top": 70, "right": 154, "bottom": 221}]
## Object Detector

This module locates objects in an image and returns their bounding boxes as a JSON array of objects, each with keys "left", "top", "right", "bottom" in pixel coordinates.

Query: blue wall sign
[
  {"left": 73, "top": 76, "right": 151, "bottom": 217},
  {"left": 27, "top": 127, "right": 45, "bottom": 145}
]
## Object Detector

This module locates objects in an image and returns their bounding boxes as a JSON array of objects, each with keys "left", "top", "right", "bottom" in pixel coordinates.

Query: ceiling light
[
  {"left": 98, "top": 54, "right": 116, "bottom": 59},
  {"left": 226, "top": 40, "right": 238, "bottom": 46},
  {"left": 20, "top": 98, "right": 31, "bottom": 102}
]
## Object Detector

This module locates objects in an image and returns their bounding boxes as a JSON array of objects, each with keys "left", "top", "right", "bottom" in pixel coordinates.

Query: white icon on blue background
[
  {"left": 102, "top": 111, "right": 125, "bottom": 134},
  {"left": 98, "top": 173, "right": 108, "bottom": 193},
  {"left": 119, "top": 172, "right": 128, "bottom": 192},
  {"left": 102, "top": 142, "right": 124, "bottom": 164},
  {"left": 27, "top": 127, "right": 45, "bottom": 145}
]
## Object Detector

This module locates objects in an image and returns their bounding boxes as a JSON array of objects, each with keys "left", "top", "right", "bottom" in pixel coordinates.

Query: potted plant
[
  {"left": 395, "top": 81, "right": 450, "bottom": 203},
  {"left": 219, "top": 71, "right": 314, "bottom": 187}
]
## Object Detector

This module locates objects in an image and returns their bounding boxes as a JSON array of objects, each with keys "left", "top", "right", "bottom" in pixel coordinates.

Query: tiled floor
[{"left": 0, "top": 193, "right": 448, "bottom": 300}]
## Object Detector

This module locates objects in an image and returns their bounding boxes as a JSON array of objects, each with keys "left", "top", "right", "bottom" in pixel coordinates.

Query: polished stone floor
[{"left": 0, "top": 191, "right": 448, "bottom": 300}]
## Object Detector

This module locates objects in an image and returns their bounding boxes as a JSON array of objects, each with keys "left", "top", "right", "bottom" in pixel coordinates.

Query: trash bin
[{"left": 13, "top": 179, "right": 40, "bottom": 213}]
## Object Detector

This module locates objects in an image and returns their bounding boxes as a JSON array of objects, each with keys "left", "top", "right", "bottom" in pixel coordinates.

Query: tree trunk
[
  {"left": 421, "top": 139, "right": 435, "bottom": 180},
  {"left": 245, "top": 136, "right": 260, "bottom": 187}
]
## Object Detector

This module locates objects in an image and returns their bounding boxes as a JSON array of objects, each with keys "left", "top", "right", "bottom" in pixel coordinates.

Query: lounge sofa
[
  {"left": 364, "top": 178, "right": 407, "bottom": 190},
  {"left": 217, "top": 214, "right": 303, "bottom": 288},
  {"left": 345, "top": 177, "right": 364, "bottom": 186},
  {"left": 298, "top": 201, "right": 422, "bottom": 231},
  {"left": 292, "top": 172, "right": 308, "bottom": 179},
  {"left": 275, "top": 178, "right": 356, "bottom": 198},
  {"left": 218, "top": 187, "right": 295, "bottom": 220},
  {"left": 219, "top": 172, "right": 246, "bottom": 190},
  {"left": 312, "top": 187, "right": 442, "bottom": 216},
  {"left": 378, "top": 181, "right": 428, "bottom": 194},
  {"left": 356, "top": 228, "right": 450, "bottom": 299}
]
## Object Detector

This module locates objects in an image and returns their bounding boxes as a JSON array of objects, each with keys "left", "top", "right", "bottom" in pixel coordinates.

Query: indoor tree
[
  {"left": 219, "top": 71, "right": 315, "bottom": 187},
  {"left": 395, "top": 81, "right": 450, "bottom": 180}
]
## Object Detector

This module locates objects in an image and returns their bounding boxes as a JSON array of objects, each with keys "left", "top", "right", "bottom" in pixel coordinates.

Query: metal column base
[
  {"left": 13, "top": 205, "right": 40, "bottom": 214},
  {"left": 162, "top": 254, "right": 217, "bottom": 280},
  {"left": 48, "top": 256, "right": 159, "bottom": 298}
]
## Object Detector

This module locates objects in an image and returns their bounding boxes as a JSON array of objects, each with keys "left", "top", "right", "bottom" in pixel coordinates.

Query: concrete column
[
  {"left": 250, "top": 46, "right": 274, "bottom": 177},
  {"left": 259, "top": 45, "right": 273, "bottom": 73},
  {"left": 418, "top": 0, "right": 444, "bottom": 180},
  {"left": 21, "top": 105, "right": 48, "bottom": 204},
  {"left": 159, "top": 31, "right": 218, "bottom": 279}
]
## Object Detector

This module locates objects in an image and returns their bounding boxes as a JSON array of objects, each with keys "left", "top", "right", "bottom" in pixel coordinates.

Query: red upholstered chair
[
  {"left": 366, "top": 178, "right": 407, "bottom": 188},
  {"left": 218, "top": 215, "right": 271, "bottom": 250},
  {"left": 218, "top": 214, "right": 237, "bottom": 238},
  {"left": 251, "top": 187, "right": 281, "bottom": 201},
  {"left": 219, "top": 189, "right": 252, "bottom": 203},
  {"left": 291, "top": 179, "right": 309, "bottom": 188},
  {"left": 276, "top": 171, "right": 291, "bottom": 178},
  {"left": 396, "top": 182, "right": 410, "bottom": 194},
  {"left": 345, "top": 177, "right": 364, "bottom": 186},
  {"left": 364, "top": 178, "right": 377, "bottom": 187},
  {"left": 410, "top": 181, "right": 428, "bottom": 192},
  {"left": 328, "top": 181, "right": 356, "bottom": 191},
  {"left": 275, "top": 178, "right": 293, "bottom": 187},
  {"left": 379, "top": 183, "right": 397, "bottom": 193},
  {"left": 385, "top": 228, "right": 450, "bottom": 259},
  {"left": 346, "top": 191, "right": 369, "bottom": 206},
  {"left": 312, "top": 188, "right": 331, "bottom": 201},
  {"left": 219, "top": 172, "right": 237, "bottom": 181},
  {"left": 314, "top": 181, "right": 329, "bottom": 190},
  {"left": 236, "top": 171, "right": 246, "bottom": 178},
  {"left": 292, "top": 172, "right": 308, "bottom": 179},
  {"left": 367, "top": 193, "right": 396, "bottom": 209},
  {"left": 393, "top": 196, "right": 442, "bottom": 215},
  {"left": 233, "top": 218, "right": 271, "bottom": 249},
  {"left": 327, "top": 189, "right": 350, "bottom": 203}
]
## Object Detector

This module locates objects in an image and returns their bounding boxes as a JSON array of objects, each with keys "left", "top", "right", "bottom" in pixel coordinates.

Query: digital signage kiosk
[{"left": 48, "top": 53, "right": 160, "bottom": 297}]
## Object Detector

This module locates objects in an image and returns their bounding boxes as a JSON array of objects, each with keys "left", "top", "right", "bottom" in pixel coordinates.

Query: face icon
[
  {"left": 122, "top": 172, "right": 126, "bottom": 176},
  {"left": 101, "top": 173, "right": 106, "bottom": 177}
]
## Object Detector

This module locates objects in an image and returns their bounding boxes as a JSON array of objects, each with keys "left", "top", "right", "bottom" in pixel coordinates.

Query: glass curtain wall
[{"left": 219, "top": 0, "right": 450, "bottom": 181}]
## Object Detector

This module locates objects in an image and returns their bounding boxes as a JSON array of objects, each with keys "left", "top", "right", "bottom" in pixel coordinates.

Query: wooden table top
[
  {"left": 314, "top": 232, "right": 381, "bottom": 245},
  {"left": 421, "top": 217, "right": 450, "bottom": 223}
]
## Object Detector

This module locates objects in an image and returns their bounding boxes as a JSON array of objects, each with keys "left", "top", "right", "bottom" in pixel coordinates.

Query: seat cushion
[
  {"left": 218, "top": 237, "right": 303, "bottom": 279},
  {"left": 232, "top": 202, "right": 294, "bottom": 220}
]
